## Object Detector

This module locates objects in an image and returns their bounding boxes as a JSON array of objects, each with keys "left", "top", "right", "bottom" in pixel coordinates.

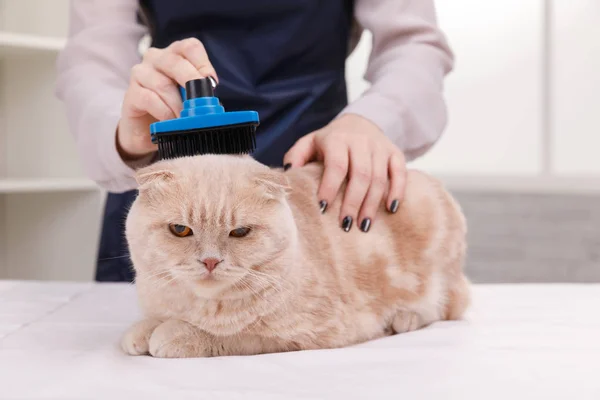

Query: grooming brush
[{"left": 150, "top": 78, "right": 259, "bottom": 160}]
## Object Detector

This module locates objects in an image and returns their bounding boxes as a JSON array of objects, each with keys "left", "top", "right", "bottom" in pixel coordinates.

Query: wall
[
  {"left": 345, "top": 0, "right": 600, "bottom": 180},
  {"left": 0, "top": 1, "right": 7, "bottom": 272},
  {"left": 0, "top": 0, "right": 69, "bottom": 37},
  {"left": 551, "top": 0, "right": 600, "bottom": 175}
]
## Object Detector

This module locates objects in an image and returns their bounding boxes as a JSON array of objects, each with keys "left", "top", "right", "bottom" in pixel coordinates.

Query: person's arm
[
  {"left": 283, "top": 0, "right": 453, "bottom": 232},
  {"left": 340, "top": 0, "right": 454, "bottom": 161},
  {"left": 55, "top": 0, "right": 148, "bottom": 193}
]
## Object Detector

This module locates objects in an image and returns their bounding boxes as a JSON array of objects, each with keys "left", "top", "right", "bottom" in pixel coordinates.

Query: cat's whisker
[
  {"left": 236, "top": 279, "right": 255, "bottom": 297},
  {"left": 230, "top": 280, "right": 271, "bottom": 328},
  {"left": 238, "top": 278, "right": 265, "bottom": 298},
  {"left": 248, "top": 268, "right": 293, "bottom": 289},
  {"left": 148, "top": 271, "right": 180, "bottom": 289},
  {"left": 245, "top": 274, "right": 281, "bottom": 292},
  {"left": 247, "top": 272, "right": 294, "bottom": 307},
  {"left": 148, "top": 275, "right": 171, "bottom": 287},
  {"left": 238, "top": 278, "right": 271, "bottom": 304},
  {"left": 244, "top": 280, "right": 292, "bottom": 318},
  {"left": 231, "top": 276, "right": 252, "bottom": 292},
  {"left": 244, "top": 275, "right": 275, "bottom": 294},
  {"left": 245, "top": 268, "right": 278, "bottom": 282},
  {"left": 143, "top": 268, "right": 171, "bottom": 278},
  {"left": 245, "top": 270, "right": 288, "bottom": 294},
  {"left": 141, "top": 270, "right": 172, "bottom": 282},
  {"left": 154, "top": 277, "right": 178, "bottom": 290},
  {"left": 243, "top": 273, "right": 292, "bottom": 312}
]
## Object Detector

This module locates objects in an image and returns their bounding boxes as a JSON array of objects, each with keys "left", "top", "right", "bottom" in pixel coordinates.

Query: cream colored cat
[{"left": 121, "top": 155, "right": 470, "bottom": 358}]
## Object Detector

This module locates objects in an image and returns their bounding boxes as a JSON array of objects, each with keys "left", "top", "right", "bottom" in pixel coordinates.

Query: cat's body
[{"left": 122, "top": 155, "right": 470, "bottom": 358}]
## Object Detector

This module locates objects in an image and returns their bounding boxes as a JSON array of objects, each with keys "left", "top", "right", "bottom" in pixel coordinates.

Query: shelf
[
  {"left": 0, "top": 178, "right": 98, "bottom": 194},
  {"left": 0, "top": 32, "right": 65, "bottom": 57}
]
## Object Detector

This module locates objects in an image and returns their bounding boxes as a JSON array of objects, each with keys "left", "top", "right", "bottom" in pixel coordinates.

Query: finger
[
  {"left": 131, "top": 64, "right": 182, "bottom": 117},
  {"left": 127, "top": 83, "right": 175, "bottom": 122},
  {"left": 387, "top": 152, "right": 407, "bottom": 213},
  {"left": 317, "top": 140, "right": 349, "bottom": 215},
  {"left": 169, "top": 38, "right": 218, "bottom": 83},
  {"left": 143, "top": 47, "right": 202, "bottom": 87},
  {"left": 357, "top": 151, "right": 389, "bottom": 232},
  {"left": 283, "top": 133, "right": 317, "bottom": 171},
  {"left": 339, "top": 145, "right": 372, "bottom": 232}
]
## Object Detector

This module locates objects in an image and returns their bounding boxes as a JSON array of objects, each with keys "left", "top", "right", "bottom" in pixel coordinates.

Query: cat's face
[{"left": 126, "top": 155, "right": 295, "bottom": 298}]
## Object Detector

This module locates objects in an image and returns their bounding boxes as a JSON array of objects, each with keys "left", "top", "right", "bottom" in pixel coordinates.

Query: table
[{"left": 0, "top": 281, "right": 598, "bottom": 399}]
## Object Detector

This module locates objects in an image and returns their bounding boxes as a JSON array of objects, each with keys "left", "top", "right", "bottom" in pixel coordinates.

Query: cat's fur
[{"left": 121, "top": 155, "right": 470, "bottom": 358}]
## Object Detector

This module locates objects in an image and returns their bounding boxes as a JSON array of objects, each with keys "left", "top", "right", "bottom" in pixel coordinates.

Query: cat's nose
[{"left": 200, "top": 258, "right": 222, "bottom": 272}]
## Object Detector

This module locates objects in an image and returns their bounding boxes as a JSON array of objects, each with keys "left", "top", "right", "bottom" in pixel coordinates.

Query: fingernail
[
  {"left": 389, "top": 199, "right": 399, "bottom": 214},
  {"left": 341, "top": 216, "right": 353, "bottom": 232},
  {"left": 360, "top": 218, "right": 371, "bottom": 233},
  {"left": 319, "top": 200, "right": 328, "bottom": 214},
  {"left": 284, "top": 163, "right": 292, "bottom": 171}
]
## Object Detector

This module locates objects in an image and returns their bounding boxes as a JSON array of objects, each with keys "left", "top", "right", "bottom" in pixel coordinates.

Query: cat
[{"left": 121, "top": 154, "right": 470, "bottom": 358}]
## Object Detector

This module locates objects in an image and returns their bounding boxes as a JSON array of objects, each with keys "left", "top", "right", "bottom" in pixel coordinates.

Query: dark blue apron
[{"left": 96, "top": 0, "right": 354, "bottom": 282}]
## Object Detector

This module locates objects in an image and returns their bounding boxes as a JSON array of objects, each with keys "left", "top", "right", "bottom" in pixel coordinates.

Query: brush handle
[
  {"left": 186, "top": 78, "right": 214, "bottom": 99},
  {"left": 179, "top": 77, "right": 217, "bottom": 101}
]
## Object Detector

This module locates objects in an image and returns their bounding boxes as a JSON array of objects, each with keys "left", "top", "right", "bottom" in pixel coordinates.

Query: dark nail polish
[
  {"left": 389, "top": 199, "right": 399, "bottom": 214},
  {"left": 319, "top": 200, "right": 328, "bottom": 214},
  {"left": 341, "top": 216, "right": 353, "bottom": 232},
  {"left": 360, "top": 218, "right": 371, "bottom": 233},
  {"left": 284, "top": 163, "right": 292, "bottom": 171}
]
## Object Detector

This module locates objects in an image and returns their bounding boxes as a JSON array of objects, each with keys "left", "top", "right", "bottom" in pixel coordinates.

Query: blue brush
[{"left": 150, "top": 78, "right": 259, "bottom": 160}]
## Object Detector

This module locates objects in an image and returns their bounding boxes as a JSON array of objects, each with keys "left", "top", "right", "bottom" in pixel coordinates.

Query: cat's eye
[
  {"left": 229, "top": 227, "right": 251, "bottom": 238},
  {"left": 169, "top": 224, "right": 193, "bottom": 238}
]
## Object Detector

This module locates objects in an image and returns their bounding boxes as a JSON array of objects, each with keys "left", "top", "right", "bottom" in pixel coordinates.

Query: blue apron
[{"left": 96, "top": 0, "right": 354, "bottom": 282}]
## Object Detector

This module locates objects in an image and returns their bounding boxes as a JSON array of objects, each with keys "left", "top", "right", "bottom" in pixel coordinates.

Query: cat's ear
[
  {"left": 254, "top": 169, "right": 291, "bottom": 199},
  {"left": 135, "top": 164, "right": 175, "bottom": 190}
]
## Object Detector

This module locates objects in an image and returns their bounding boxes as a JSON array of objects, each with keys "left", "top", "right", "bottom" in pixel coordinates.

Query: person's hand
[
  {"left": 117, "top": 38, "right": 218, "bottom": 161},
  {"left": 283, "top": 114, "right": 407, "bottom": 233}
]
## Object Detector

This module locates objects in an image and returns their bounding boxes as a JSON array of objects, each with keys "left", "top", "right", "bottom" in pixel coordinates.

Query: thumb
[{"left": 283, "top": 132, "right": 317, "bottom": 169}]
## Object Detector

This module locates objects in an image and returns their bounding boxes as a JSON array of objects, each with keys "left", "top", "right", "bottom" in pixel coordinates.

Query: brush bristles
[{"left": 156, "top": 124, "right": 257, "bottom": 160}]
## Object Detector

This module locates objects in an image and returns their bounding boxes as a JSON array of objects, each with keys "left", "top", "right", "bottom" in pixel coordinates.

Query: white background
[{"left": 347, "top": 0, "right": 600, "bottom": 178}]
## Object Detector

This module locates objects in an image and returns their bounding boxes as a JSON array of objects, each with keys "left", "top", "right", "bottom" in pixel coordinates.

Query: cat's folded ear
[
  {"left": 135, "top": 163, "right": 175, "bottom": 191},
  {"left": 254, "top": 169, "right": 291, "bottom": 200}
]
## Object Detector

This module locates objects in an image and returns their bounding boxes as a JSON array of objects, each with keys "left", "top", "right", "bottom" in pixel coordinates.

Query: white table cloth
[{"left": 0, "top": 281, "right": 598, "bottom": 399}]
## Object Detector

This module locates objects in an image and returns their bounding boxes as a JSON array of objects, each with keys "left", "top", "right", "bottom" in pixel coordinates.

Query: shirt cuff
[
  {"left": 339, "top": 91, "right": 407, "bottom": 148},
  {"left": 96, "top": 107, "right": 147, "bottom": 193}
]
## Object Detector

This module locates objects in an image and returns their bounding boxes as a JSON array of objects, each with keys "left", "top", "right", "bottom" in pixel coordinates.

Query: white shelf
[
  {"left": 0, "top": 32, "right": 65, "bottom": 57},
  {"left": 0, "top": 178, "right": 98, "bottom": 194},
  {"left": 0, "top": 1, "right": 103, "bottom": 282}
]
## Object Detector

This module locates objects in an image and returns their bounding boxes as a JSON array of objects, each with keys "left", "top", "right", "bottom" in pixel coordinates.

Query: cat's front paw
[
  {"left": 148, "top": 319, "right": 210, "bottom": 358},
  {"left": 392, "top": 310, "right": 424, "bottom": 334},
  {"left": 121, "top": 318, "right": 162, "bottom": 356}
]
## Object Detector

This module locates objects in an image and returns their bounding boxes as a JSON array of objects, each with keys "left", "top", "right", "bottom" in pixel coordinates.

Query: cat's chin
[
  {"left": 181, "top": 272, "right": 250, "bottom": 300},
  {"left": 196, "top": 273, "right": 216, "bottom": 282},
  {"left": 185, "top": 273, "right": 236, "bottom": 293},
  {"left": 192, "top": 273, "right": 225, "bottom": 286},
  {"left": 187, "top": 280, "right": 236, "bottom": 300}
]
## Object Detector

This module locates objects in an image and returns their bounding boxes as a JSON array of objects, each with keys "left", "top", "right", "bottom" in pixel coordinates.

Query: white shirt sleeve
[
  {"left": 55, "top": 0, "right": 148, "bottom": 193},
  {"left": 341, "top": 0, "right": 454, "bottom": 161}
]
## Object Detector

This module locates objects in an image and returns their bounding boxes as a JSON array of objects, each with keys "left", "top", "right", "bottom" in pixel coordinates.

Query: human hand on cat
[
  {"left": 283, "top": 114, "right": 407, "bottom": 233},
  {"left": 117, "top": 38, "right": 218, "bottom": 161}
]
